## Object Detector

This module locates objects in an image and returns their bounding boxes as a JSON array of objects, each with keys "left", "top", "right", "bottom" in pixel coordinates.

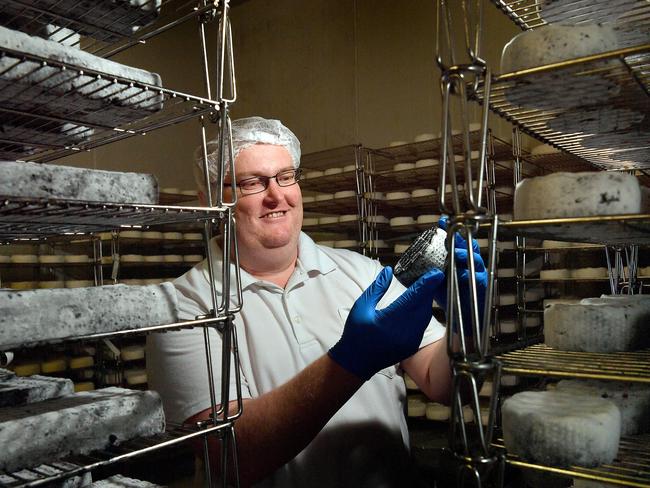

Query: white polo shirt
[{"left": 147, "top": 232, "right": 445, "bottom": 488}]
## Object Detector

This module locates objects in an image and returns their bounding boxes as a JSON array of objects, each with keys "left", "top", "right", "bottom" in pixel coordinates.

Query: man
[{"left": 147, "top": 116, "right": 485, "bottom": 487}]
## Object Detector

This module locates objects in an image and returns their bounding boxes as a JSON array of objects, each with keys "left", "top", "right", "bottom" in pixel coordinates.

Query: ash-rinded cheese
[
  {"left": 0, "top": 26, "right": 163, "bottom": 127},
  {"left": 502, "top": 390, "right": 621, "bottom": 467},
  {"left": 501, "top": 24, "right": 618, "bottom": 73},
  {"left": 3, "top": 461, "right": 92, "bottom": 487},
  {"left": 0, "top": 387, "right": 165, "bottom": 472},
  {"left": 93, "top": 474, "right": 164, "bottom": 487},
  {"left": 0, "top": 161, "right": 159, "bottom": 204},
  {"left": 555, "top": 379, "right": 650, "bottom": 436},
  {"left": 0, "top": 284, "right": 178, "bottom": 351},
  {"left": 0, "top": 369, "right": 73, "bottom": 407},
  {"left": 544, "top": 299, "right": 650, "bottom": 352},
  {"left": 514, "top": 172, "right": 641, "bottom": 220}
]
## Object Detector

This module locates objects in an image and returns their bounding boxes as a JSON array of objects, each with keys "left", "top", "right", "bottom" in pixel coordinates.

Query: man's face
[{"left": 226, "top": 144, "right": 303, "bottom": 254}]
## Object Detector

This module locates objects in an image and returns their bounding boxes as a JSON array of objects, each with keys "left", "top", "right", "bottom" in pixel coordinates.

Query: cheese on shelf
[
  {"left": 514, "top": 172, "right": 641, "bottom": 220},
  {"left": 502, "top": 390, "right": 621, "bottom": 467},
  {"left": 0, "top": 370, "right": 73, "bottom": 407}
]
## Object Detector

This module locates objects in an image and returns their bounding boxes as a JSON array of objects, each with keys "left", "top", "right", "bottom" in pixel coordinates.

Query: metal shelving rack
[
  {"left": 438, "top": 0, "right": 650, "bottom": 486},
  {"left": 0, "top": 1, "right": 244, "bottom": 486}
]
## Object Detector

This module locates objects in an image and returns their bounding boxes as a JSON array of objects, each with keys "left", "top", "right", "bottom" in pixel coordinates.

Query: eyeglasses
[{"left": 236, "top": 168, "right": 302, "bottom": 196}]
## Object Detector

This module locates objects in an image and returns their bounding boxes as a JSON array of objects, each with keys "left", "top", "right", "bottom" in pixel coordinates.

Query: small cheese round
[
  {"left": 183, "top": 254, "right": 203, "bottom": 263},
  {"left": 317, "top": 241, "right": 334, "bottom": 248},
  {"left": 163, "top": 255, "right": 184, "bottom": 263},
  {"left": 530, "top": 144, "right": 560, "bottom": 156},
  {"left": 367, "top": 240, "right": 390, "bottom": 249},
  {"left": 364, "top": 192, "right": 385, "bottom": 201},
  {"left": 184, "top": 232, "right": 203, "bottom": 241},
  {"left": 571, "top": 267, "right": 608, "bottom": 279},
  {"left": 338, "top": 214, "right": 358, "bottom": 224},
  {"left": 302, "top": 217, "right": 318, "bottom": 227},
  {"left": 393, "top": 162, "right": 415, "bottom": 172},
  {"left": 411, "top": 189, "right": 435, "bottom": 199},
  {"left": 13, "top": 362, "right": 41, "bottom": 376},
  {"left": 121, "top": 345, "right": 145, "bottom": 362},
  {"left": 394, "top": 243, "right": 409, "bottom": 255},
  {"left": 10, "top": 255, "right": 38, "bottom": 264},
  {"left": 304, "top": 170, "right": 324, "bottom": 180},
  {"left": 69, "top": 356, "right": 94, "bottom": 369},
  {"left": 514, "top": 172, "right": 641, "bottom": 220},
  {"left": 407, "top": 396, "right": 427, "bottom": 417},
  {"left": 343, "top": 164, "right": 357, "bottom": 173},
  {"left": 390, "top": 216, "right": 416, "bottom": 227},
  {"left": 414, "top": 133, "right": 435, "bottom": 142},
  {"left": 415, "top": 158, "right": 437, "bottom": 169},
  {"left": 142, "top": 231, "right": 163, "bottom": 240},
  {"left": 385, "top": 191, "right": 411, "bottom": 201},
  {"left": 39, "top": 255, "right": 66, "bottom": 264},
  {"left": 416, "top": 214, "right": 439, "bottom": 226},
  {"left": 64, "top": 255, "right": 90, "bottom": 263},
  {"left": 39, "top": 281, "right": 66, "bottom": 289},
  {"left": 124, "top": 368, "right": 148, "bottom": 386},
  {"left": 333, "top": 240, "right": 358, "bottom": 249},
  {"left": 143, "top": 255, "right": 164, "bottom": 263},
  {"left": 41, "top": 357, "right": 67, "bottom": 373},
  {"left": 389, "top": 140, "right": 408, "bottom": 147},
  {"left": 318, "top": 216, "right": 339, "bottom": 226},
  {"left": 315, "top": 193, "right": 334, "bottom": 202},
  {"left": 162, "top": 231, "right": 183, "bottom": 240},
  {"left": 121, "top": 254, "right": 144, "bottom": 263},
  {"left": 403, "top": 373, "right": 419, "bottom": 390},
  {"left": 540, "top": 268, "right": 571, "bottom": 280},
  {"left": 367, "top": 215, "right": 389, "bottom": 225},
  {"left": 74, "top": 382, "right": 95, "bottom": 392},
  {"left": 65, "top": 280, "right": 94, "bottom": 288},
  {"left": 324, "top": 167, "right": 343, "bottom": 176},
  {"left": 119, "top": 230, "right": 143, "bottom": 239},
  {"left": 502, "top": 390, "right": 621, "bottom": 467},
  {"left": 334, "top": 190, "right": 356, "bottom": 199},
  {"left": 425, "top": 402, "right": 450, "bottom": 421}
]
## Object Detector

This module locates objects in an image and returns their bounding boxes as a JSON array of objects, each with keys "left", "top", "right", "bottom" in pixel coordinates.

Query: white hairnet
[{"left": 195, "top": 116, "right": 301, "bottom": 183}]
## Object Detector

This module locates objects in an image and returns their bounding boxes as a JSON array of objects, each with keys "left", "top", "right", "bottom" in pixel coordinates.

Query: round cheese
[
  {"left": 367, "top": 240, "right": 389, "bottom": 249},
  {"left": 39, "top": 255, "right": 66, "bottom": 264},
  {"left": 39, "top": 281, "right": 66, "bottom": 289},
  {"left": 572, "top": 267, "right": 609, "bottom": 279},
  {"left": 501, "top": 24, "right": 618, "bottom": 73},
  {"left": 555, "top": 379, "right": 650, "bottom": 436},
  {"left": 124, "top": 368, "right": 147, "bottom": 386},
  {"left": 333, "top": 240, "right": 358, "bottom": 249},
  {"left": 425, "top": 403, "right": 450, "bottom": 421},
  {"left": 338, "top": 215, "right": 358, "bottom": 224},
  {"left": 315, "top": 194, "right": 334, "bottom": 202},
  {"left": 121, "top": 345, "right": 145, "bottom": 362},
  {"left": 65, "top": 280, "right": 94, "bottom": 288},
  {"left": 143, "top": 255, "right": 163, "bottom": 263},
  {"left": 393, "top": 162, "right": 415, "bottom": 172},
  {"left": 64, "top": 255, "right": 90, "bottom": 263},
  {"left": 142, "top": 231, "right": 163, "bottom": 240},
  {"left": 544, "top": 301, "right": 650, "bottom": 352},
  {"left": 304, "top": 170, "right": 324, "bottom": 180},
  {"left": 119, "top": 230, "right": 142, "bottom": 239},
  {"left": 540, "top": 268, "right": 571, "bottom": 280},
  {"left": 162, "top": 231, "right": 183, "bottom": 240},
  {"left": 403, "top": 373, "right": 418, "bottom": 390},
  {"left": 407, "top": 395, "right": 426, "bottom": 417},
  {"left": 394, "top": 243, "right": 409, "bottom": 255},
  {"left": 389, "top": 140, "right": 408, "bottom": 147},
  {"left": 41, "top": 357, "right": 67, "bottom": 373},
  {"left": 74, "top": 381, "right": 95, "bottom": 392},
  {"left": 318, "top": 216, "right": 339, "bottom": 225},
  {"left": 183, "top": 254, "right": 203, "bottom": 263},
  {"left": 10, "top": 255, "right": 38, "bottom": 264},
  {"left": 163, "top": 255, "right": 183, "bottom": 263},
  {"left": 121, "top": 254, "right": 144, "bottom": 263},
  {"left": 502, "top": 390, "right": 621, "bottom": 467},
  {"left": 416, "top": 214, "right": 439, "bottom": 226},
  {"left": 514, "top": 172, "right": 641, "bottom": 220},
  {"left": 367, "top": 215, "right": 389, "bottom": 225},
  {"left": 183, "top": 232, "right": 203, "bottom": 241},
  {"left": 414, "top": 133, "right": 435, "bottom": 142},
  {"left": 317, "top": 241, "right": 334, "bottom": 248},
  {"left": 302, "top": 217, "right": 318, "bottom": 227},
  {"left": 531, "top": 144, "right": 560, "bottom": 156},
  {"left": 364, "top": 192, "right": 385, "bottom": 201},
  {"left": 390, "top": 216, "right": 416, "bottom": 227},
  {"left": 385, "top": 191, "right": 411, "bottom": 201},
  {"left": 69, "top": 356, "right": 94, "bottom": 369},
  {"left": 343, "top": 164, "right": 357, "bottom": 173},
  {"left": 324, "top": 167, "right": 343, "bottom": 176},
  {"left": 334, "top": 190, "right": 356, "bottom": 199},
  {"left": 415, "top": 158, "right": 437, "bottom": 169},
  {"left": 411, "top": 189, "right": 435, "bottom": 198}
]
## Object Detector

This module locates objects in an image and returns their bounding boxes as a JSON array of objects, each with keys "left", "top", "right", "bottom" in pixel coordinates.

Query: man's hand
[
  {"left": 434, "top": 217, "right": 488, "bottom": 337},
  {"left": 329, "top": 266, "right": 445, "bottom": 380}
]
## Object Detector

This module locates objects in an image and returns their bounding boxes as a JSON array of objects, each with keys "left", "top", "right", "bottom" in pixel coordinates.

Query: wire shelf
[
  {"left": 494, "top": 434, "right": 650, "bottom": 488},
  {"left": 498, "top": 344, "right": 650, "bottom": 383},
  {"left": 498, "top": 214, "right": 650, "bottom": 245},
  {"left": 0, "top": 40, "right": 219, "bottom": 163},
  {"left": 474, "top": 44, "right": 650, "bottom": 170},
  {"left": 0, "top": 197, "right": 225, "bottom": 241},
  {"left": 0, "top": 420, "right": 232, "bottom": 488},
  {"left": 2, "top": 316, "right": 226, "bottom": 351},
  {"left": 0, "top": 0, "right": 218, "bottom": 58},
  {"left": 491, "top": 0, "right": 650, "bottom": 31}
]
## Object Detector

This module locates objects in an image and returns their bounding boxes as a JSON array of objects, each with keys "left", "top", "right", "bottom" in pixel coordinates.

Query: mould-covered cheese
[
  {"left": 0, "top": 387, "right": 165, "bottom": 472},
  {"left": 0, "top": 161, "right": 158, "bottom": 204},
  {"left": 0, "top": 369, "right": 74, "bottom": 407},
  {"left": 502, "top": 390, "right": 621, "bottom": 467},
  {"left": 0, "top": 284, "right": 178, "bottom": 351},
  {"left": 514, "top": 172, "right": 641, "bottom": 220}
]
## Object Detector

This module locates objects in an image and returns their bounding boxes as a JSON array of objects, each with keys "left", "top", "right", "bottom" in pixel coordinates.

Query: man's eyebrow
[{"left": 236, "top": 166, "right": 295, "bottom": 179}]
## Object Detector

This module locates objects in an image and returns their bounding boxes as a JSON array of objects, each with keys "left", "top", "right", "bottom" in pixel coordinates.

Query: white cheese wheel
[
  {"left": 180, "top": 190, "right": 197, "bottom": 197},
  {"left": 302, "top": 217, "right": 319, "bottom": 226},
  {"left": 497, "top": 241, "right": 515, "bottom": 250},
  {"left": 161, "top": 187, "right": 180, "bottom": 194},
  {"left": 302, "top": 196, "right": 316, "bottom": 204},
  {"left": 479, "top": 381, "right": 493, "bottom": 398},
  {"left": 390, "top": 216, "right": 416, "bottom": 227},
  {"left": 142, "top": 231, "right": 163, "bottom": 240},
  {"left": 415, "top": 158, "right": 437, "bottom": 169},
  {"left": 163, "top": 255, "right": 183, "bottom": 263},
  {"left": 121, "top": 345, "right": 145, "bottom": 362},
  {"left": 498, "top": 319, "right": 518, "bottom": 334},
  {"left": 10, "top": 255, "right": 38, "bottom": 264},
  {"left": 183, "top": 254, "right": 203, "bottom": 263},
  {"left": 143, "top": 255, "right": 163, "bottom": 263},
  {"left": 501, "top": 375, "right": 520, "bottom": 387},
  {"left": 316, "top": 241, "right": 334, "bottom": 247},
  {"left": 124, "top": 368, "right": 148, "bottom": 386},
  {"left": 530, "top": 144, "right": 560, "bottom": 156},
  {"left": 407, "top": 395, "right": 426, "bottom": 417},
  {"left": 411, "top": 188, "right": 435, "bottom": 198},
  {"left": 502, "top": 390, "right": 621, "bottom": 467},
  {"left": 304, "top": 170, "right": 324, "bottom": 180},
  {"left": 414, "top": 133, "right": 435, "bottom": 142},
  {"left": 13, "top": 363, "right": 41, "bottom": 377},
  {"left": 324, "top": 167, "right": 343, "bottom": 176},
  {"left": 498, "top": 289, "right": 544, "bottom": 306},
  {"left": 318, "top": 216, "right": 339, "bottom": 226},
  {"left": 571, "top": 267, "right": 608, "bottom": 279},
  {"left": 183, "top": 232, "right": 203, "bottom": 241},
  {"left": 394, "top": 243, "right": 409, "bottom": 255},
  {"left": 39, "top": 255, "right": 65, "bottom": 264},
  {"left": 334, "top": 190, "right": 356, "bottom": 199},
  {"left": 334, "top": 240, "right": 358, "bottom": 249},
  {"left": 403, "top": 373, "right": 418, "bottom": 390},
  {"left": 462, "top": 405, "right": 475, "bottom": 423},
  {"left": 343, "top": 164, "right": 357, "bottom": 172},
  {"left": 337, "top": 214, "right": 357, "bottom": 224},
  {"left": 315, "top": 194, "right": 334, "bottom": 202},
  {"left": 65, "top": 280, "right": 94, "bottom": 288},
  {"left": 555, "top": 379, "right": 650, "bottom": 436},
  {"left": 393, "top": 162, "right": 415, "bottom": 172},
  {"left": 69, "top": 356, "right": 93, "bottom": 369},
  {"left": 64, "top": 255, "right": 90, "bottom": 264},
  {"left": 501, "top": 24, "right": 618, "bottom": 73},
  {"left": 425, "top": 402, "right": 450, "bottom": 421},
  {"left": 416, "top": 214, "right": 439, "bottom": 225},
  {"left": 544, "top": 300, "right": 650, "bottom": 352},
  {"left": 39, "top": 281, "right": 66, "bottom": 289},
  {"left": 514, "top": 172, "right": 641, "bottom": 220},
  {"left": 162, "top": 231, "right": 183, "bottom": 240},
  {"left": 121, "top": 254, "right": 144, "bottom": 263},
  {"left": 367, "top": 240, "right": 389, "bottom": 249},
  {"left": 540, "top": 268, "right": 571, "bottom": 280},
  {"left": 364, "top": 192, "right": 385, "bottom": 201},
  {"left": 385, "top": 191, "right": 411, "bottom": 201},
  {"left": 498, "top": 268, "right": 516, "bottom": 278},
  {"left": 8, "top": 282, "right": 38, "bottom": 290},
  {"left": 119, "top": 230, "right": 143, "bottom": 239},
  {"left": 389, "top": 140, "right": 408, "bottom": 147},
  {"left": 0, "top": 255, "right": 9, "bottom": 264}
]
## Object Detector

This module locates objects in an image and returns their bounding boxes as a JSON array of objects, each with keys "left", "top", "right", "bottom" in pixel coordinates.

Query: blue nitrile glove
[
  {"left": 328, "top": 266, "right": 445, "bottom": 380},
  {"left": 435, "top": 216, "right": 488, "bottom": 336}
]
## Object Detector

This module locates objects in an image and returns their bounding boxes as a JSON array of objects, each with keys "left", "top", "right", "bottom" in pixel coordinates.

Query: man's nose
[{"left": 264, "top": 177, "right": 284, "bottom": 199}]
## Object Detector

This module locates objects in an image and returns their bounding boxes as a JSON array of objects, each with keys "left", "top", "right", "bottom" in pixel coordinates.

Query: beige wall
[{"left": 58, "top": 0, "right": 521, "bottom": 189}]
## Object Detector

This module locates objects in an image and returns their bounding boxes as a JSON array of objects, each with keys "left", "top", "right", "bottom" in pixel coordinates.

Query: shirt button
[{"left": 294, "top": 316, "right": 301, "bottom": 323}]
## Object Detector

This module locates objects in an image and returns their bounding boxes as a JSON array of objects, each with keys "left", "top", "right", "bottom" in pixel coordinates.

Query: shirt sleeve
[{"left": 146, "top": 267, "right": 251, "bottom": 424}]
